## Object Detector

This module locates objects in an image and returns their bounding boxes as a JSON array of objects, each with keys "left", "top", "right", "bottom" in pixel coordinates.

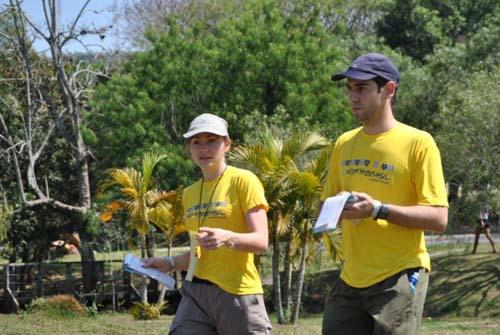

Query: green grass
[
  {"left": 0, "top": 243, "right": 497, "bottom": 334},
  {"left": 0, "top": 312, "right": 498, "bottom": 335}
]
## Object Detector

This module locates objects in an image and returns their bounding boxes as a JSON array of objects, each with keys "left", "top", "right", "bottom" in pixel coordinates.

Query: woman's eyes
[{"left": 191, "top": 138, "right": 219, "bottom": 145}]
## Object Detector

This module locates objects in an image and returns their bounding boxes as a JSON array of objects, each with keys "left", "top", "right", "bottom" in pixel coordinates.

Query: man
[{"left": 321, "top": 53, "right": 448, "bottom": 335}]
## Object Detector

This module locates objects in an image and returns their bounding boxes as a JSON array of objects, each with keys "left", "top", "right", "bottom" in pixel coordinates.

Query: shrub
[
  {"left": 129, "top": 301, "right": 166, "bottom": 320},
  {"left": 27, "top": 294, "right": 85, "bottom": 318}
]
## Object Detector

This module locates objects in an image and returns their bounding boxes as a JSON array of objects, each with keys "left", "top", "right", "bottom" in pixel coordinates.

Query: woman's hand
[
  {"left": 197, "top": 227, "right": 232, "bottom": 250},
  {"left": 142, "top": 257, "right": 169, "bottom": 273}
]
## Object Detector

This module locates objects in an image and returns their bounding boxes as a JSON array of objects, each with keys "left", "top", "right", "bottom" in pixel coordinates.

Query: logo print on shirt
[{"left": 341, "top": 158, "right": 394, "bottom": 184}]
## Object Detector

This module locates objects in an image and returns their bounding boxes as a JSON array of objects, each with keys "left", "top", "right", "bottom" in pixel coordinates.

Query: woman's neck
[{"left": 201, "top": 162, "right": 227, "bottom": 181}]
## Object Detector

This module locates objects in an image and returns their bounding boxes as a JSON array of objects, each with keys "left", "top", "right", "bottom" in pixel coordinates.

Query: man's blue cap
[{"left": 331, "top": 53, "right": 400, "bottom": 83}]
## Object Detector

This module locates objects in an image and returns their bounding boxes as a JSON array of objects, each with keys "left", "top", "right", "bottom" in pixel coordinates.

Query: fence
[{"left": 0, "top": 260, "right": 177, "bottom": 313}]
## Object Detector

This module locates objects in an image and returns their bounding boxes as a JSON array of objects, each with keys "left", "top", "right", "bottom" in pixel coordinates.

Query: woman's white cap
[{"left": 182, "top": 113, "right": 229, "bottom": 139}]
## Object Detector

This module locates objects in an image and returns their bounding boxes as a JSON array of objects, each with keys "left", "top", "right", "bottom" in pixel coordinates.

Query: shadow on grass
[{"left": 425, "top": 253, "right": 499, "bottom": 318}]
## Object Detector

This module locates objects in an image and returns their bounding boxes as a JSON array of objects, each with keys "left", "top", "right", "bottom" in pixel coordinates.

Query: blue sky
[{"left": 2, "top": 0, "right": 119, "bottom": 53}]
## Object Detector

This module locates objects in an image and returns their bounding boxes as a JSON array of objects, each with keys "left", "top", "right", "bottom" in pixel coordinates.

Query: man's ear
[{"left": 384, "top": 81, "right": 397, "bottom": 100}]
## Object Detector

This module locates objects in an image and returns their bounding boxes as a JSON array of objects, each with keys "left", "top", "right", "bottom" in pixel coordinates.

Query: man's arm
[
  {"left": 341, "top": 192, "right": 448, "bottom": 233},
  {"left": 381, "top": 204, "right": 448, "bottom": 233}
]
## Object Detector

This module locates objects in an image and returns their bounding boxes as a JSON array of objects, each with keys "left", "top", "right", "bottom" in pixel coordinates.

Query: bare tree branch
[{"left": 1, "top": 0, "right": 107, "bottom": 215}]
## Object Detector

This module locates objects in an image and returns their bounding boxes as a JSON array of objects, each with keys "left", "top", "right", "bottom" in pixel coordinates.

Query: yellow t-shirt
[
  {"left": 182, "top": 165, "right": 269, "bottom": 295},
  {"left": 321, "top": 122, "right": 448, "bottom": 288}
]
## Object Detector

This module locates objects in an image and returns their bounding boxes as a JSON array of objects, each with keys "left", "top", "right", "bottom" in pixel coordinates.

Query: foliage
[
  {"left": 129, "top": 301, "right": 166, "bottom": 320},
  {"left": 27, "top": 294, "right": 85, "bottom": 318},
  {"left": 376, "top": 0, "right": 499, "bottom": 62},
  {"left": 99, "top": 151, "right": 169, "bottom": 240},
  {"left": 91, "top": 0, "right": 357, "bottom": 184},
  {"left": 98, "top": 150, "right": 186, "bottom": 303},
  {"left": 0, "top": 194, "right": 12, "bottom": 242},
  {"left": 435, "top": 69, "right": 500, "bottom": 227},
  {"left": 230, "top": 126, "right": 336, "bottom": 324}
]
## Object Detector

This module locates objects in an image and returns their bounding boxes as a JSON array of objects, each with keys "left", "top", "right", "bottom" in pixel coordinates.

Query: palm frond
[
  {"left": 289, "top": 171, "right": 322, "bottom": 199},
  {"left": 142, "top": 151, "right": 168, "bottom": 193},
  {"left": 98, "top": 168, "right": 137, "bottom": 195},
  {"left": 283, "top": 131, "right": 328, "bottom": 159}
]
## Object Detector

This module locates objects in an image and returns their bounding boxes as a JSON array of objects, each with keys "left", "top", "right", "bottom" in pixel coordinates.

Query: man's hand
[{"left": 340, "top": 191, "right": 376, "bottom": 220}]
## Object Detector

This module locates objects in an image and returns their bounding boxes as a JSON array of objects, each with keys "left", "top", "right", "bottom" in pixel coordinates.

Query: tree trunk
[
  {"left": 80, "top": 243, "right": 96, "bottom": 295},
  {"left": 291, "top": 232, "right": 308, "bottom": 324},
  {"left": 157, "top": 240, "right": 172, "bottom": 304},
  {"left": 272, "top": 215, "right": 284, "bottom": 324},
  {"left": 140, "top": 234, "right": 148, "bottom": 303},
  {"left": 146, "top": 231, "right": 155, "bottom": 258},
  {"left": 282, "top": 237, "right": 293, "bottom": 315}
]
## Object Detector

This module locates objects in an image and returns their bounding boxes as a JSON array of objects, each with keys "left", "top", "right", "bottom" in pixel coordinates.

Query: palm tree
[
  {"left": 98, "top": 151, "right": 169, "bottom": 303},
  {"left": 148, "top": 186, "right": 185, "bottom": 300},
  {"left": 286, "top": 144, "right": 343, "bottom": 323},
  {"left": 229, "top": 127, "right": 334, "bottom": 324}
]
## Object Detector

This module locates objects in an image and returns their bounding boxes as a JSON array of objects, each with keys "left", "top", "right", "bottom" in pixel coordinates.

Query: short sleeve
[
  {"left": 412, "top": 133, "right": 449, "bottom": 207},
  {"left": 235, "top": 171, "right": 269, "bottom": 213}
]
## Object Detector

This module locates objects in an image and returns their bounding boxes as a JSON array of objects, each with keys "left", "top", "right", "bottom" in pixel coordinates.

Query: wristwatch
[{"left": 375, "top": 204, "right": 390, "bottom": 220}]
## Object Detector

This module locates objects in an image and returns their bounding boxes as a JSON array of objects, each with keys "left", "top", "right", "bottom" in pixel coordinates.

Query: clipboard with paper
[{"left": 313, "top": 194, "right": 357, "bottom": 234}]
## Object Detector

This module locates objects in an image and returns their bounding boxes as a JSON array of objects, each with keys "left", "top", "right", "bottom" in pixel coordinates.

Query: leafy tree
[
  {"left": 376, "top": 0, "right": 499, "bottom": 62},
  {"left": 0, "top": 0, "right": 111, "bottom": 281},
  {"left": 91, "top": 0, "right": 355, "bottom": 181},
  {"left": 435, "top": 69, "right": 499, "bottom": 230}
]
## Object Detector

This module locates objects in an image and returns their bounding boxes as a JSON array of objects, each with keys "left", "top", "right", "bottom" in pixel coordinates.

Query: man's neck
[{"left": 363, "top": 106, "right": 396, "bottom": 135}]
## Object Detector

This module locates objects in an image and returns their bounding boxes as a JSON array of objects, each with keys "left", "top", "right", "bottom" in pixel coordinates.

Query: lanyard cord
[{"left": 197, "top": 166, "right": 227, "bottom": 229}]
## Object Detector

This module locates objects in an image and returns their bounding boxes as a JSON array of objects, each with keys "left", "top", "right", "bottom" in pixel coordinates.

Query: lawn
[
  {"left": 0, "top": 243, "right": 497, "bottom": 334},
  {"left": 0, "top": 312, "right": 498, "bottom": 335}
]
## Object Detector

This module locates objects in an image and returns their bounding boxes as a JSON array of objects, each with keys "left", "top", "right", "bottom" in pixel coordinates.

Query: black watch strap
[{"left": 375, "top": 204, "right": 390, "bottom": 220}]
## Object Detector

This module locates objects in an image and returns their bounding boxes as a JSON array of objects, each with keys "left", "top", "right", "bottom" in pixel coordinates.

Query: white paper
[
  {"left": 123, "top": 253, "right": 175, "bottom": 288},
  {"left": 186, "top": 232, "right": 199, "bottom": 282},
  {"left": 313, "top": 194, "right": 353, "bottom": 234}
]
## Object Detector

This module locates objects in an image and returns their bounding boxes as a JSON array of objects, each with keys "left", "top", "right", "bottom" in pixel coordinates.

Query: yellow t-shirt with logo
[
  {"left": 182, "top": 165, "right": 269, "bottom": 295},
  {"left": 321, "top": 122, "right": 448, "bottom": 288}
]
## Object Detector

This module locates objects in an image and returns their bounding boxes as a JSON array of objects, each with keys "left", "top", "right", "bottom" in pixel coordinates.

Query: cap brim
[
  {"left": 331, "top": 69, "right": 377, "bottom": 81},
  {"left": 182, "top": 128, "right": 228, "bottom": 139}
]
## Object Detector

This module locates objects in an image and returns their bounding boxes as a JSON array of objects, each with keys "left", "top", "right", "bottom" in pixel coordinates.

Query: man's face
[{"left": 346, "top": 78, "right": 386, "bottom": 123}]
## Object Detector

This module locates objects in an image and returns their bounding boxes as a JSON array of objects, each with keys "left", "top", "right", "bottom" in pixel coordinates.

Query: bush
[
  {"left": 27, "top": 294, "right": 85, "bottom": 318},
  {"left": 129, "top": 301, "right": 166, "bottom": 320}
]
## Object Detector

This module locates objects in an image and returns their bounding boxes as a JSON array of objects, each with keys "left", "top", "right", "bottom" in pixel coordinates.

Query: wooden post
[
  {"left": 4, "top": 265, "right": 19, "bottom": 313},
  {"left": 96, "top": 261, "right": 105, "bottom": 285},
  {"left": 65, "top": 263, "right": 73, "bottom": 294},
  {"left": 124, "top": 270, "right": 131, "bottom": 306},
  {"left": 36, "top": 263, "right": 43, "bottom": 297},
  {"left": 3, "top": 265, "right": 10, "bottom": 294}
]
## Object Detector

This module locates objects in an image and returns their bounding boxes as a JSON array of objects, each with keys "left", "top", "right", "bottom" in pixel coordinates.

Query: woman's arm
[
  {"left": 197, "top": 205, "right": 269, "bottom": 253},
  {"left": 142, "top": 252, "right": 190, "bottom": 273}
]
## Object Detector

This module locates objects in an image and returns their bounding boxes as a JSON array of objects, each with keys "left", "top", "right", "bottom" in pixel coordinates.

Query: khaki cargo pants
[
  {"left": 322, "top": 268, "right": 429, "bottom": 335},
  {"left": 169, "top": 278, "right": 272, "bottom": 335}
]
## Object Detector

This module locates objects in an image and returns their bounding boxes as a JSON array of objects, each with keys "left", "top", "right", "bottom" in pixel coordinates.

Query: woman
[
  {"left": 472, "top": 208, "right": 497, "bottom": 254},
  {"left": 143, "top": 113, "right": 272, "bottom": 335}
]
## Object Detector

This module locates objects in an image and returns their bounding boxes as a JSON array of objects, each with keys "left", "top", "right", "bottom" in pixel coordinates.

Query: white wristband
[{"left": 371, "top": 200, "right": 382, "bottom": 219}]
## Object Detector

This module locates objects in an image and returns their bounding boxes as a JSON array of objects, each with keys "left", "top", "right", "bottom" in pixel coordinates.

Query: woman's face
[{"left": 188, "top": 132, "right": 230, "bottom": 169}]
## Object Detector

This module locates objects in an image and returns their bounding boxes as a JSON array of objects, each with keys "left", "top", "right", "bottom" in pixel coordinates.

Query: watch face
[{"left": 377, "top": 205, "right": 390, "bottom": 220}]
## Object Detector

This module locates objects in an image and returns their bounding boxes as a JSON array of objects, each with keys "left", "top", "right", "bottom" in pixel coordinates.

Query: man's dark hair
[{"left": 373, "top": 76, "right": 397, "bottom": 105}]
